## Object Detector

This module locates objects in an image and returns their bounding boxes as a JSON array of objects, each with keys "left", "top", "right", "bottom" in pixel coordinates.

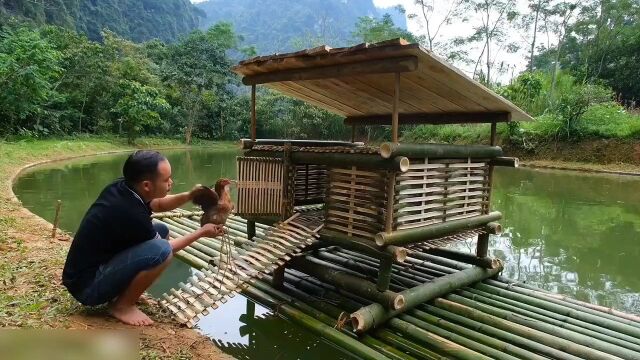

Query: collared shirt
[{"left": 62, "top": 178, "right": 157, "bottom": 295}]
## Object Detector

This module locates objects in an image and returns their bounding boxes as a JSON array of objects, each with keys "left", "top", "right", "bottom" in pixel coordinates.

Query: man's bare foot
[{"left": 109, "top": 303, "right": 154, "bottom": 326}]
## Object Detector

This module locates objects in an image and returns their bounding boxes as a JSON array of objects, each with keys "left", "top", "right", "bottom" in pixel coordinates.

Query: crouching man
[{"left": 62, "top": 150, "right": 223, "bottom": 326}]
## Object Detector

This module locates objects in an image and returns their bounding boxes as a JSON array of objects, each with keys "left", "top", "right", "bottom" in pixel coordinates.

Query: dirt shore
[{"left": 0, "top": 139, "right": 234, "bottom": 360}]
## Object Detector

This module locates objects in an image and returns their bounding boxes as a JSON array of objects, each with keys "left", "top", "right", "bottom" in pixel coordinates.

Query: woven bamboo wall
[
  {"left": 236, "top": 157, "right": 285, "bottom": 216},
  {"left": 394, "top": 158, "right": 490, "bottom": 230},
  {"left": 293, "top": 164, "right": 327, "bottom": 204},
  {"left": 324, "top": 167, "right": 387, "bottom": 240}
]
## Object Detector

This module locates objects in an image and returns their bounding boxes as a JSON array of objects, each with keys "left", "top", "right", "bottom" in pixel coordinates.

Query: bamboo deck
[{"left": 154, "top": 210, "right": 640, "bottom": 360}]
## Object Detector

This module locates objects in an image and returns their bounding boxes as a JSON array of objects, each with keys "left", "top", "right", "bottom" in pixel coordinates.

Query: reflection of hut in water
[
  {"left": 210, "top": 300, "right": 355, "bottom": 360},
  {"left": 156, "top": 39, "right": 640, "bottom": 359}
]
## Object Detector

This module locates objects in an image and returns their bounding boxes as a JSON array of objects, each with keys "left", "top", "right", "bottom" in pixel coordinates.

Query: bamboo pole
[
  {"left": 434, "top": 298, "right": 624, "bottom": 360},
  {"left": 424, "top": 248, "right": 500, "bottom": 269},
  {"left": 392, "top": 72, "right": 400, "bottom": 143},
  {"left": 376, "top": 256, "right": 394, "bottom": 293},
  {"left": 476, "top": 233, "right": 490, "bottom": 258},
  {"left": 380, "top": 143, "right": 503, "bottom": 159},
  {"left": 240, "top": 139, "right": 362, "bottom": 149},
  {"left": 251, "top": 84, "right": 256, "bottom": 141},
  {"left": 51, "top": 200, "right": 62, "bottom": 239},
  {"left": 350, "top": 264, "right": 503, "bottom": 333},
  {"left": 319, "top": 230, "right": 407, "bottom": 262},
  {"left": 289, "top": 256, "right": 405, "bottom": 310},
  {"left": 490, "top": 157, "right": 519, "bottom": 168},
  {"left": 459, "top": 288, "right": 640, "bottom": 352},
  {"left": 375, "top": 211, "right": 502, "bottom": 246},
  {"left": 490, "top": 122, "right": 497, "bottom": 146},
  {"left": 478, "top": 281, "right": 640, "bottom": 338}
]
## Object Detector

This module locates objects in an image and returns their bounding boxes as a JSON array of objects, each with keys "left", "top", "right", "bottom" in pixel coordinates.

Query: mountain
[
  {"left": 0, "top": 0, "right": 202, "bottom": 42},
  {"left": 194, "top": 0, "right": 407, "bottom": 55}
]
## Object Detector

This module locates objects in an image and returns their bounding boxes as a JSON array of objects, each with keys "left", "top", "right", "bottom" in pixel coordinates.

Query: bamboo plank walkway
[{"left": 154, "top": 210, "right": 640, "bottom": 359}]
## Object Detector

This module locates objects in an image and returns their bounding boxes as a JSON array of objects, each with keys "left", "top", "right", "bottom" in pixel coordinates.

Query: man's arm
[
  {"left": 169, "top": 223, "right": 223, "bottom": 253},
  {"left": 150, "top": 192, "right": 191, "bottom": 213}
]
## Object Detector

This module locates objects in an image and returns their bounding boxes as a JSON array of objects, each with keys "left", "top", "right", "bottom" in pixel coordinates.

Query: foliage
[
  {"left": 0, "top": 0, "right": 201, "bottom": 43},
  {"left": 353, "top": 14, "right": 422, "bottom": 43},
  {"left": 111, "top": 80, "right": 169, "bottom": 143},
  {"left": 0, "top": 26, "right": 62, "bottom": 135}
]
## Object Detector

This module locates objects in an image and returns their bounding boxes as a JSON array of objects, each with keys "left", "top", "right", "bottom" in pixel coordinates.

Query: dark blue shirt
[{"left": 62, "top": 179, "right": 157, "bottom": 296}]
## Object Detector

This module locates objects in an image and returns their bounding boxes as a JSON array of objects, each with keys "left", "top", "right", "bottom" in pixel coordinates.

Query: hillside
[
  {"left": 0, "top": 0, "right": 202, "bottom": 42},
  {"left": 195, "top": 0, "right": 407, "bottom": 54}
]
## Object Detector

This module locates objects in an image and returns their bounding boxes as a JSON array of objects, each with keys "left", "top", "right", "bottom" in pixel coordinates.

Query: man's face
[{"left": 142, "top": 160, "right": 173, "bottom": 199}]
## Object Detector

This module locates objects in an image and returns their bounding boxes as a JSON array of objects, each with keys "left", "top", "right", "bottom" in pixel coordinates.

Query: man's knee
[
  {"left": 152, "top": 222, "right": 170, "bottom": 240},
  {"left": 146, "top": 239, "right": 172, "bottom": 268}
]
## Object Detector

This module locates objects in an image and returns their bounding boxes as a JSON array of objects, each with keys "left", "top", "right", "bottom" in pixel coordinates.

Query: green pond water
[{"left": 13, "top": 148, "right": 640, "bottom": 358}]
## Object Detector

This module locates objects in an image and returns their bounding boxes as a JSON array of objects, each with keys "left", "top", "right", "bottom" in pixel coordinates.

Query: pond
[{"left": 13, "top": 148, "right": 640, "bottom": 358}]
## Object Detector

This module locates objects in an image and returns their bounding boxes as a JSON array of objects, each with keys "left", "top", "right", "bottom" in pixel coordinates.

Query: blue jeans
[{"left": 76, "top": 222, "right": 172, "bottom": 306}]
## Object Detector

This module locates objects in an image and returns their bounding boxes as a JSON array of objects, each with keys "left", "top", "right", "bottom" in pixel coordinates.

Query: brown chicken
[{"left": 191, "top": 178, "right": 235, "bottom": 227}]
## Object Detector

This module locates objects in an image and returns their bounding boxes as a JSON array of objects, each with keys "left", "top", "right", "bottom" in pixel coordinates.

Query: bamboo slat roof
[{"left": 233, "top": 39, "right": 533, "bottom": 123}]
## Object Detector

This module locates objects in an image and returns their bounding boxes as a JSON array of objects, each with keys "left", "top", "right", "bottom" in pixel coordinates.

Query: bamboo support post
[
  {"left": 476, "top": 233, "right": 490, "bottom": 258},
  {"left": 51, "top": 200, "right": 62, "bottom": 239},
  {"left": 247, "top": 220, "right": 256, "bottom": 241},
  {"left": 375, "top": 211, "right": 502, "bottom": 247},
  {"left": 380, "top": 143, "right": 503, "bottom": 159},
  {"left": 272, "top": 265, "right": 285, "bottom": 289},
  {"left": 425, "top": 248, "right": 500, "bottom": 269},
  {"left": 376, "top": 256, "right": 393, "bottom": 292},
  {"left": 350, "top": 264, "right": 503, "bottom": 333},
  {"left": 351, "top": 125, "right": 356, "bottom": 143},
  {"left": 251, "top": 84, "right": 256, "bottom": 141},
  {"left": 289, "top": 256, "right": 405, "bottom": 310},
  {"left": 490, "top": 122, "right": 497, "bottom": 146},
  {"left": 392, "top": 72, "right": 400, "bottom": 143}
]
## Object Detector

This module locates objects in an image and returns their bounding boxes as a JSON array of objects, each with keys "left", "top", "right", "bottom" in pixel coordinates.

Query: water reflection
[{"left": 488, "top": 167, "right": 640, "bottom": 313}]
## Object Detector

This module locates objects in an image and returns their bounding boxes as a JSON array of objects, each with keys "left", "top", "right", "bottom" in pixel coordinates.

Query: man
[{"left": 62, "top": 150, "right": 223, "bottom": 326}]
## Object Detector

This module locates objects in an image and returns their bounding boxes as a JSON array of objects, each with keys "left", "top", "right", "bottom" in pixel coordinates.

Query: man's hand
[
  {"left": 188, "top": 184, "right": 204, "bottom": 201},
  {"left": 200, "top": 223, "right": 225, "bottom": 238}
]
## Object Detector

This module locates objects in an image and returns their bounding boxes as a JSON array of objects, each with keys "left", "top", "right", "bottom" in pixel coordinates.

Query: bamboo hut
[{"left": 154, "top": 41, "right": 640, "bottom": 358}]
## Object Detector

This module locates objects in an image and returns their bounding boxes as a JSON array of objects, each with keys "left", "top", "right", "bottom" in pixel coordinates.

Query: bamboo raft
[
  {"left": 156, "top": 211, "right": 640, "bottom": 360},
  {"left": 158, "top": 40, "right": 640, "bottom": 358}
]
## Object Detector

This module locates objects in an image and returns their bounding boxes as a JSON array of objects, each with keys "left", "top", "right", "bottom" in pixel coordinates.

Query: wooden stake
[
  {"left": 251, "top": 84, "right": 257, "bottom": 141},
  {"left": 392, "top": 72, "right": 400, "bottom": 143},
  {"left": 247, "top": 220, "right": 256, "bottom": 241},
  {"left": 51, "top": 200, "right": 62, "bottom": 239}
]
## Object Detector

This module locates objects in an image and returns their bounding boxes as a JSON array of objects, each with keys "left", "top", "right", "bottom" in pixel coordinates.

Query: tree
[
  {"left": 0, "top": 25, "right": 62, "bottom": 134},
  {"left": 460, "top": 0, "right": 519, "bottom": 85},
  {"left": 151, "top": 22, "right": 248, "bottom": 143},
  {"left": 410, "top": 0, "right": 466, "bottom": 54},
  {"left": 352, "top": 14, "right": 422, "bottom": 43},
  {"left": 112, "top": 80, "right": 169, "bottom": 143}
]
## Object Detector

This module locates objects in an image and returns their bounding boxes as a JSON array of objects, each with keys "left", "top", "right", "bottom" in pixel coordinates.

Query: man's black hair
[{"left": 122, "top": 150, "right": 167, "bottom": 186}]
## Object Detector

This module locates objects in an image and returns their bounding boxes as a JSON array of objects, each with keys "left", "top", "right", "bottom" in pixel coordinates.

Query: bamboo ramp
[{"left": 155, "top": 209, "right": 323, "bottom": 328}]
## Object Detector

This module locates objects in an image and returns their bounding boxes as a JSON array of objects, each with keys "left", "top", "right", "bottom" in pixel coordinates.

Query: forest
[{"left": 0, "top": 0, "right": 638, "bottom": 148}]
